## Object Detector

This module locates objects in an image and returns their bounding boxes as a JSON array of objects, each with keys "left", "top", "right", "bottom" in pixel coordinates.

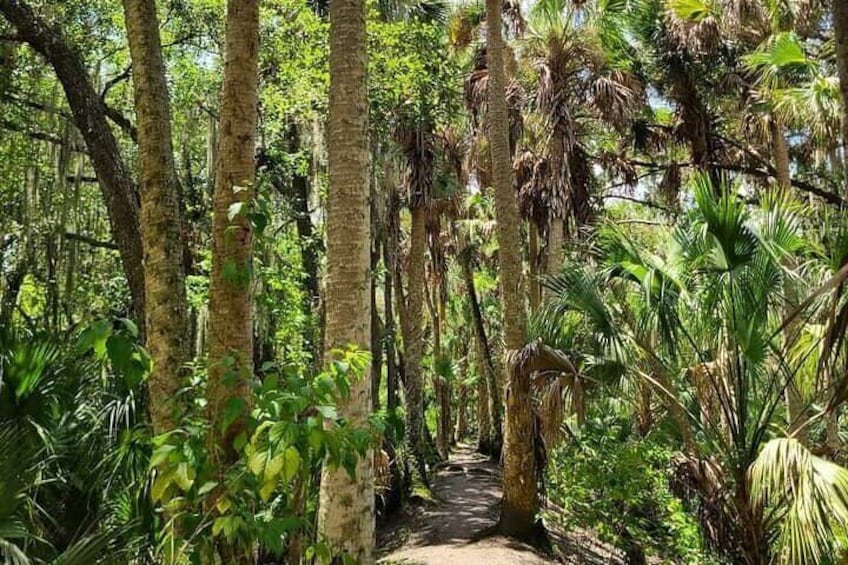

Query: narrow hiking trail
[{"left": 377, "top": 445, "right": 623, "bottom": 565}]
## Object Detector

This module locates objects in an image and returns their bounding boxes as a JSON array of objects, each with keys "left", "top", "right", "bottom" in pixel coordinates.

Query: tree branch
[{"left": 63, "top": 231, "right": 119, "bottom": 250}]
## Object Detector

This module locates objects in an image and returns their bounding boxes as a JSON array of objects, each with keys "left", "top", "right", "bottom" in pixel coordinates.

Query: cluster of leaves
[
  {"left": 0, "top": 320, "right": 154, "bottom": 564},
  {"left": 544, "top": 411, "right": 709, "bottom": 563},
  {"left": 149, "top": 347, "right": 377, "bottom": 562}
]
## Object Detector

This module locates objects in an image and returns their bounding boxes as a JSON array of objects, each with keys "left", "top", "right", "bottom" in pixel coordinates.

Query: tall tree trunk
[
  {"left": 772, "top": 118, "right": 807, "bottom": 443},
  {"left": 0, "top": 0, "right": 145, "bottom": 324},
  {"left": 486, "top": 0, "right": 539, "bottom": 541},
  {"left": 528, "top": 222, "right": 540, "bottom": 312},
  {"left": 547, "top": 218, "right": 564, "bottom": 280},
  {"left": 403, "top": 205, "right": 430, "bottom": 484},
  {"left": 835, "top": 0, "right": 848, "bottom": 162},
  {"left": 454, "top": 350, "right": 469, "bottom": 443},
  {"left": 317, "top": 0, "right": 374, "bottom": 559},
  {"left": 371, "top": 238, "right": 383, "bottom": 412},
  {"left": 384, "top": 190, "right": 400, "bottom": 413},
  {"left": 477, "top": 351, "right": 492, "bottom": 451},
  {"left": 206, "top": 0, "right": 260, "bottom": 504},
  {"left": 122, "top": 0, "right": 189, "bottom": 436},
  {"left": 285, "top": 123, "right": 322, "bottom": 363},
  {"left": 460, "top": 252, "right": 501, "bottom": 454}
]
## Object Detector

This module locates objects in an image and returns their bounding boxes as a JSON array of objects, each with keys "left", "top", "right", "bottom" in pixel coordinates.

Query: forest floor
[{"left": 377, "top": 444, "right": 624, "bottom": 565}]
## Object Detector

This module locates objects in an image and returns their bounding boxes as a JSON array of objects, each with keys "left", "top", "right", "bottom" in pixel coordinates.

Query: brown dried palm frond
[
  {"left": 589, "top": 70, "right": 646, "bottom": 132},
  {"left": 509, "top": 338, "right": 577, "bottom": 379},
  {"left": 438, "top": 126, "right": 468, "bottom": 185},
  {"left": 396, "top": 121, "right": 436, "bottom": 209},
  {"left": 658, "top": 162, "right": 682, "bottom": 207},
  {"left": 664, "top": 8, "right": 721, "bottom": 58},
  {"left": 598, "top": 151, "right": 638, "bottom": 190},
  {"left": 568, "top": 143, "right": 593, "bottom": 227},
  {"left": 514, "top": 148, "right": 548, "bottom": 228},
  {"left": 502, "top": 0, "right": 526, "bottom": 38},
  {"left": 535, "top": 373, "right": 573, "bottom": 450},
  {"left": 506, "top": 79, "right": 525, "bottom": 155},
  {"left": 630, "top": 120, "right": 675, "bottom": 155},
  {"left": 464, "top": 68, "right": 489, "bottom": 131}
]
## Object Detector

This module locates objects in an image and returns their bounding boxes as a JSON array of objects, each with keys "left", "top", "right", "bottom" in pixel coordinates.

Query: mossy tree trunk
[{"left": 121, "top": 0, "right": 189, "bottom": 437}]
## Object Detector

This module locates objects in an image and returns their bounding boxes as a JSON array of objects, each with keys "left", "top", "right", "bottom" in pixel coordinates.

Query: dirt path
[{"left": 377, "top": 445, "right": 623, "bottom": 565}]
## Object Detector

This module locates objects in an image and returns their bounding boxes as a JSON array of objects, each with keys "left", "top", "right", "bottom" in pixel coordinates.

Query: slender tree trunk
[
  {"left": 835, "top": 0, "right": 848, "bottom": 161},
  {"left": 0, "top": 0, "right": 145, "bottom": 325},
  {"left": 286, "top": 123, "right": 322, "bottom": 362},
  {"left": 384, "top": 191, "right": 400, "bottom": 413},
  {"left": 487, "top": 0, "right": 538, "bottom": 541},
  {"left": 460, "top": 252, "right": 501, "bottom": 454},
  {"left": 122, "top": 0, "right": 189, "bottom": 436},
  {"left": 772, "top": 119, "right": 807, "bottom": 443},
  {"left": 317, "top": 0, "right": 374, "bottom": 559},
  {"left": 547, "top": 218, "right": 564, "bottom": 280},
  {"left": 206, "top": 0, "right": 260, "bottom": 510},
  {"left": 454, "top": 351, "right": 469, "bottom": 443},
  {"left": 371, "top": 238, "right": 383, "bottom": 412},
  {"left": 528, "top": 222, "right": 540, "bottom": 312},
  {"left": 403, "top": 205, "right": 430, "bottom": 484}
]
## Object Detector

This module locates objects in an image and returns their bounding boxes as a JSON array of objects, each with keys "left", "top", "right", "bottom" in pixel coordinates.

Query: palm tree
[
  {"left": 539, "top": 174, "right": 848, "bottom": 563},
  {"left": 396, "top": 119, "right": 435, "bottom": 485},
  {"left": 520, "top": 0, "right": 644, "bottom": 275},
  {"left": 316, "top": 0, "right": 374, "bottom": 560},
  {"left": 121, "top": 0, "right": 189, "bottom": 437},
  {"left": 485, "top": 0, "right": 540, "bottom": 541}
]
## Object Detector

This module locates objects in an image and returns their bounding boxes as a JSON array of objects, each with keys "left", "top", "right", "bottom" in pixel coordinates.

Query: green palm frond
[{"left": 751, "top": 438, "right": 848, "bottom": 564}]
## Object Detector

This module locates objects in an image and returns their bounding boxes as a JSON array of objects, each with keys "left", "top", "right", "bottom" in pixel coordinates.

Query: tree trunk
[
  {"left": 454, "top": 351, "right": 469, "bottom": 443},
  {"left": 486, "top": 0, "right": 538, "bottom": 541},
  {"left": 528, "top": 222, "right": 540, "bottom": 312},
  {"left": 0, "top": 0, "right": 145, "bottom": 325},
  {"left": 371, "top": 237, "right": 383, "bottom": 412},
  {"left": 121, "top": 0, "right": 189, "bottom": 436},
  {"left": 460, "top": 252, "right": 501, "bottom": 454},
  {"left": 317, "top": 0, "right": 374, "bottom": 559},
  {"left": 547, "top": 217, "right": 564, "bottom": 281},
  {"left": 772, "top": 119, "right": 807, "bottom": 443},
  {"left": 835, "top": 0, "right": 848, "bottom": 161},
  {"left": 384, "top": 191, "right": 399, "bottom": 413},
  {"left": 403, "top": 205, "right": 430, "bottom": 484},
  {"left": 286, "top": 123, "right": 322, "bottom": 362},
  {"left": 206, "top": 0, "right": 260, "bottom": 507}
]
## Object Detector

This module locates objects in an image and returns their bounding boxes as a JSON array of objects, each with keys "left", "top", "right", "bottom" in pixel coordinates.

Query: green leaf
[
  {"left": 197, "top": 481, "right": 218, "bottom": 496},
  {"left": 281, "top": 446, "right": 301, "bottom": 482}
]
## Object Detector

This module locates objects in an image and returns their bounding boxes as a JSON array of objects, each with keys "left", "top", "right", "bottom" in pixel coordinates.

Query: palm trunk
[
  {"left": 476, "top": 343, "right": 493, "bottom": 452},
  {"left": 547, "top": 217, "right": 564, "bottom": 280},
  {"left": 122, "top": 0, "right": 189, "bottom": 436},
  {"left": 835, "top": 0, "right": 848, "bottom": 159},
  {"left": 528, "top": 222, "right": 541, "bottom": 312},
  {"left": 317, "top": 0, "right": 374, "bottom": 559},
  {"left": 206, "top": 0, "right": 260, "bottom": 505},
  {"left": 772, "top": 119, "right": 807, "bottom": 443},
  {"left": 487, "top": 0, "right": 538, "bottom": 541},
  {"left": 403, "top": 205, "right": 430, "bottom": 483},
  {"left": 384, "top": 191, "right": 400, "bottom": 413},
  {"left": 429, "top": 281, "right": 450, "bottom": 460}
]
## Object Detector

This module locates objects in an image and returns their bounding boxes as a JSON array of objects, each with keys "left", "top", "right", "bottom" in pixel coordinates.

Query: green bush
[{"left": 543, "top": 412, "right": 710, "bottom": 564}]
